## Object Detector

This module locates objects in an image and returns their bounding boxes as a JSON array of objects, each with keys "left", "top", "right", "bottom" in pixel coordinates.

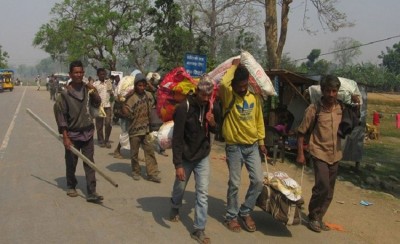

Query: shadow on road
[
  {"left": 136, "top": 191, "right": 226, "bottom": 232},
  {"left": 32, "top": 174, "right": 89, "bottom": 196},
  {"left": 106, "top": 162, "right": 131, "bottom": 176}
]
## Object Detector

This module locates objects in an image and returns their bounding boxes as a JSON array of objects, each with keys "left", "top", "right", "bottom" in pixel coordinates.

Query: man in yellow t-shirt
[{"left": 219, "top": 61, "right": 266, "bottom": 233}]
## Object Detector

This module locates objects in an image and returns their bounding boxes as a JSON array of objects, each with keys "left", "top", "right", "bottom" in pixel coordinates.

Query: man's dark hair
[
  {"left": 320, "top": 75, "right": 341, "bottom": 91},
  {"left": 97, "top": 67, "right": 106, "bottom": 75},
  {"left": 69, "top": 60, "right": 83, "bottom": 73},
  {"left": 232, "top": 64, "right": 250, "bottom": 86}
]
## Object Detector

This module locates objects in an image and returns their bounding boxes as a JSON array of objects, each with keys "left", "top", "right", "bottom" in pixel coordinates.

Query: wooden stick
[{"left": 26, "top": 108, "right": 118, "bottom": 187}]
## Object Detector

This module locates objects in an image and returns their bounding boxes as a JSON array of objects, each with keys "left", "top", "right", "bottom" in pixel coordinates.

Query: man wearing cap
[{"left": 122, "top": 73, "right": 161, "bottom": 183}]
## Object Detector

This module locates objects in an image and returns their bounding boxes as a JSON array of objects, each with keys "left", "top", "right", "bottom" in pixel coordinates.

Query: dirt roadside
[{"left": 207, "top": 141, "right": 400, "bottom": 244}]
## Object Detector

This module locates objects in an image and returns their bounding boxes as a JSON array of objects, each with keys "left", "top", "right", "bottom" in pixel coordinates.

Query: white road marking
[{"left": 0, "top": 87, "right": 27, "bottom": 161}]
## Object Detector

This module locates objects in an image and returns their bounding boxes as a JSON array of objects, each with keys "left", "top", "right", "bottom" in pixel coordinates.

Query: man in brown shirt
[
  {"left": 297, "top": 75, "right": 342, "bottom": 233},
  {"left": 122, "top": 73, "right": 161, "bottom": 183}
]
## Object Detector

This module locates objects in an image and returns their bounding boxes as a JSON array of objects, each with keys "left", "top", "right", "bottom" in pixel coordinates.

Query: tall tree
[
  {"left": 0, "top": 45, "right": 10, "bottom": 68},
  {"left": 260, "top": 0, "right": 353, "bottom": 69},
  {"left": 379, "top": 41, "right": 400, "bottom": 75},
  {"left": 179, "top": 0, "right": 259, "bottom": 65},
  {"left": 332, "top": 37, "right": 362, "bottom": 68},
  {"left": 235, "top": 29, "right": 266, "bottom": 65},
  {"left": 305, "top": 49, "right": 321, "bottom": 69},
  {"left": 149, "top": 0, "right": 195, "bottom": 71},
  {"left": 299, "top": 49, "right": 332, "bottom": 75},
  {"left": 33, "top": 0, "right": 154, "bottom": 71}
]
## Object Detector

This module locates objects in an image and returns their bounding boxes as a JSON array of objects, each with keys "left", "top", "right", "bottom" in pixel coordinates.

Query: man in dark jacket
[
  {"left": 53, "top": 60, "right": 104, "bottom": 203},
  {"left": 169, "top": 75, "right": 216, "bottom": 244}
]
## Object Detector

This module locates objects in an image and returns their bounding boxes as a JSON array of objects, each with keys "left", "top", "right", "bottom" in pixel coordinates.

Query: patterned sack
[{"left": 256, "top": 185, "right": 303, "bottom": 225}]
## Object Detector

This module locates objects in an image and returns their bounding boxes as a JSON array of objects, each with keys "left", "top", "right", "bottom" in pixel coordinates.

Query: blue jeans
[
  {"left": 171, "top": 156, "right": 210, "bottom": 230},
  {"left": 225, "top": 143, "right": 264, "bottom": 220}
]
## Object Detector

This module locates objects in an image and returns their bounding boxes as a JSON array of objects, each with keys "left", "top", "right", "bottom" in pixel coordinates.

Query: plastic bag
[
  {"left": 157, "top": 121, "right": 174, "bottom": 150},
  {"left": 119, "top": 132, "right": 130, "bottom": 150}
]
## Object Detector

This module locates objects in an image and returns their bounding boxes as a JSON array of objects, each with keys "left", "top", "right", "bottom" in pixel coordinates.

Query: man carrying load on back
[
  {"left": 219, "top": 60, "right": 266, "bottom": 233},
  {"left": 296, "top": 75, "right": 343, "bottom": 233},
  {"left": 169, "top": 75, "right": 216, "bottom": 244}
]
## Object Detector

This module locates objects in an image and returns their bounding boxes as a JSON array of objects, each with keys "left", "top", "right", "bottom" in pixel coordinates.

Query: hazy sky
[{"left": 1, "top": 0, "right": 399, "bottom": 67}]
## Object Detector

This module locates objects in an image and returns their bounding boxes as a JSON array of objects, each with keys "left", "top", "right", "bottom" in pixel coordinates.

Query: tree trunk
[
  {"left": 264, "top": 0, "right": 278, "bottom": 69},
  {"left": 264, "top": 0, "right": 292, "bottom": 69},
  {"left": 209, "top": 0, "right": 217, "bottom": 62}
]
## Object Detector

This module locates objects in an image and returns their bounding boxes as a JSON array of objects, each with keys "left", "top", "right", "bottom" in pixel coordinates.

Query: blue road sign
[{"left": 184, "top": 53, "right": 207, "bottom": 77}]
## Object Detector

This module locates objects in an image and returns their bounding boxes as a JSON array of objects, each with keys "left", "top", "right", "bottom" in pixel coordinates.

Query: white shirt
[{"left": 93, "top": 79, "right": 113, "bottom": 108}]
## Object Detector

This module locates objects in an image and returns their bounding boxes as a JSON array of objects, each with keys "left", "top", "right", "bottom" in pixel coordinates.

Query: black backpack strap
[
  {"left": 223, "top": 95, "right": 236, "bottom": 120},
  {"left": 308, "top": 102, "right": 320, "bottom": 135}
]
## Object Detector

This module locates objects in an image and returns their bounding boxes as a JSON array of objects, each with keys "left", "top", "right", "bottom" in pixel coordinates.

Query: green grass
[
  {"left": 336, "top": 97, "right": 400, "bottom": 197},
  {"left": 288, "top": 94, "right": 400, "bottom": 197},
  {"left": 367, "top": 104, "right": 400, "bottom": 138},
  {"left": 362, "top": 102, "right": 400, "bottom": 181}
]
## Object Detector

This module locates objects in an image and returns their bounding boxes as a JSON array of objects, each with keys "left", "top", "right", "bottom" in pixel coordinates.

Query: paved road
[{"left": 0, "top": 86, "right": 368, "bottom": 243}]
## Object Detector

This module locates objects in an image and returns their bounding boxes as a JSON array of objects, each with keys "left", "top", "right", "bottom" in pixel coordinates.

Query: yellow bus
[{"left": 0, "top": 69, "right": 15, "bottom": 92}]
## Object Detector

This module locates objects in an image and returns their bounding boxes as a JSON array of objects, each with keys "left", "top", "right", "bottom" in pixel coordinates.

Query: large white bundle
[
  {"left": 308, "top": 77, "right": 362, "bottom": 105},
  {"left": 338, "top": 77, "right": 362, "bottom": 105},
  {"left": 240, "top": 51, "right": 277, "bottom": 98},
  {"left": 208, "top": 56, "right": 240, "bottom": 84},
  {"left": 116, "top": 75, "right": 135, "bottom": 98},
  {"left": 119, "top": 131, "right": 160, "bottom": 153},
  {"left": 157, "top": 121, "right": 174, "bottom": 150}
]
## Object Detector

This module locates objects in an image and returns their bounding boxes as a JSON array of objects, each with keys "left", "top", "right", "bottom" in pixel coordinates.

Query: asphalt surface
[{"left": 0, "top": 86, "right": 369, "bottom": 243}]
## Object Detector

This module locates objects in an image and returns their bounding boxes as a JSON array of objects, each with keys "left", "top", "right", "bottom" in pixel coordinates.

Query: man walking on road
[
  {"left": 169, "top": 76, "right": 216, "bottom": 244},
  {"left": 122, "top": 73, "right": 161, "bottom": 183},
  {"left": 296, "top": 75, "right": 343, "bottom": 232},
  {"left": 54, "top": 60, "right": 104, "bottom": 203},
  {"left": 219, "top": 61, "right": 266, "bottom": 233},
  {"left": 35, "top": 75, "right": 41, "bottom": 91},
  {"left": 93, "top": 68, "right": 114, "bottom": 148}
]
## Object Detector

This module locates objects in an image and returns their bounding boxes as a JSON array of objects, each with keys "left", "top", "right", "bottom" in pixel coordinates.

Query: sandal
[
  {"left": 169, "top": 208, "right": 180, "bottom": 222},
  {"left": 66, "top": 189, "right": 78, "bottom": 197},
  {"left": 113, "top": 152, "right": 124, "bottom": 159},
  {"left": 191, "top": 229, "right": 210, "bottom": 244},
  {"left": 319, "top": 220, "right": 330, "bottom": 231},
  {"left": 240, "top": 215, "right": 256, "bottom": 232},
  {"left": 224, "top": 219, "right": 241, "bottom": 233}
]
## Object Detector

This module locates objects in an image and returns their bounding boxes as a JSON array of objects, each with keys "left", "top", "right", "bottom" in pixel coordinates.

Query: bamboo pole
[{"left": 26, "top": 108, "right": 118, "bottom": 187}]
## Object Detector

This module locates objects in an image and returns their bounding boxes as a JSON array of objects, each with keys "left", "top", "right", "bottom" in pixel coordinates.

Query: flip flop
[
  {"left": 224, "top": 219, "right": 241, "bottom": 233},
  {"left": 240, "top": 215, "right": 256, "bottom": 232}
]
